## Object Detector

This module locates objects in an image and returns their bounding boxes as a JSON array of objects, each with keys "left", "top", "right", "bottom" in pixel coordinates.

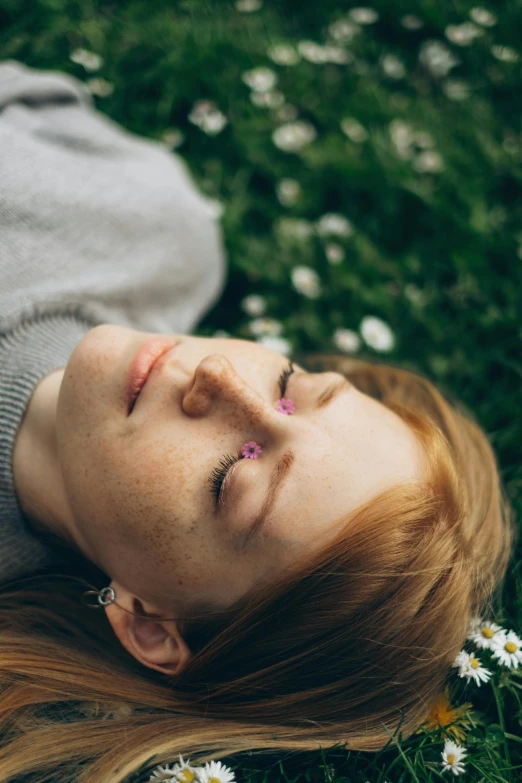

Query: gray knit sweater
[{"left": 0, "top": 61, "right": 225, "bottom": 586}]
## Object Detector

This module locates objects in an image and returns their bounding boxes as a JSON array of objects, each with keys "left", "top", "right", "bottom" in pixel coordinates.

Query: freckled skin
[{"left": 16, "top": 324, "right": 427, "bottom": 618}]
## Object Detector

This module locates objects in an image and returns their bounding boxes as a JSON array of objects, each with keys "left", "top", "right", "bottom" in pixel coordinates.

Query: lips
[{"left": 127, "top": 337, "right": 177, "bottom": 415}]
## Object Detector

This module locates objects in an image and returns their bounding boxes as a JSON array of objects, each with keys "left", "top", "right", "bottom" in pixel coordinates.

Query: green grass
[{"left": 1, "top": 0, "right": 521, "bottom": 780}]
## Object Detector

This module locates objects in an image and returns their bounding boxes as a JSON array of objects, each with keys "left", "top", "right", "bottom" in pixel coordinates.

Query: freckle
[{"left": 178, "top": 580, "right": 183, "bottom": 585}]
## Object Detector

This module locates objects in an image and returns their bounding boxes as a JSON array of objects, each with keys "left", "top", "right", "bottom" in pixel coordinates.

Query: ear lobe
[{"left": 103, "top": 581, "right": 192, "bottom": 676}]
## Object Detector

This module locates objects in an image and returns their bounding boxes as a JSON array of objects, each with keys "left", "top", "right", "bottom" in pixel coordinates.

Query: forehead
[{"left": 262, "top": 384, "right": 426, "bottom": 553}]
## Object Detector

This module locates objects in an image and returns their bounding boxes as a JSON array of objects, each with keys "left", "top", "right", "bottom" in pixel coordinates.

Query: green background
[{"left": 1, "top": 1, "right": 521, "bottom": 780}]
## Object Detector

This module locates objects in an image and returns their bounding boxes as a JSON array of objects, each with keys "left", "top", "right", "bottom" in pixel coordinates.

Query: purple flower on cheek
[
  {"left": 277, "top": 397, "right": 295, "bottom": 415},
  {"left": 241, "top": 441, "right": 263, "bottom": 459}
]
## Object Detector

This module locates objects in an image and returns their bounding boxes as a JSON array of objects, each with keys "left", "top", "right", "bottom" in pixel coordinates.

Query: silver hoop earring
[
  {"left": 82, "top": 586, "right": 117, "bottom": 608},
  {"left": 97, "top": 586, "right": 117, "bottom": 606}
]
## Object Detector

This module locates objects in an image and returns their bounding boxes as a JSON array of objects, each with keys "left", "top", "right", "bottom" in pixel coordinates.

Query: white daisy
[
  {"left": 149, "top": 763, "right": 178, "bottom": 781},
  {"left": 256, "top": 336, "right": 291, "bottom": 356},
  {"left": 291, "top": 266, "right": 321, "bottom": 298},
  {"left": 328, "top": 19, "right": 360, "bottom": 44},
  {"left": 276, "top": 178, "right": 302, "bottom": 206},
  {"left": 349, "top": 8, "right": 379, "bottom": 25},
  {"left": 322, "top": 45, "right": 352, "bottom": 64},
  {"left": 467, "top": 617, "right": 504, "bottom": 650},
  {"left": 250, "top": 90, "right": 285, "bottom": 108},
  {"left": 175, "top": 755, "right": 198, "bottom": 783},
  {"left": 341, "top": 117, "right": 368, "bottom": 143},
  {"left": 451, "top": 650, "right": 470, "bottom": 673},
  {"left": 235, "top": 0, "right": 262, "bottom": 11},
  {"left": 85, "top": 78, "right": 114, "bottom": 97},
  {"left": 413, "top": 151, "right": 445, "bottom": 173},
  {"left": 199, "top": 112, "right": 227, "bottom": 135},
  {"left": 316, "top": 213, "right": 353, "bottom": 237},
  {"left": 241, "top": 294, "right": 266, "bottom": 317},
  {"left": 325, "top": 243, "right": 345, "bottom": 264},
  {"left": 464, "top": 656, "right": 492, "bottom": 686},
  {"left": 187, "top": 100, "right": 212, "bottom": 123},
  {"left": 70, "top": 48, "right": 103, "bottom": 71},
  {"left": 401, "top": 15, "right": 424, "bottom": 31},
  {"left": 469, "top": 8, "right": 497, "bottom": 27},
  {"left": 441, "top": 740, "right": 467, "bottom": 775},
  {"left": 196, "top": 760, "right": 235, "bottom": 783},
  {"left": 445, "top": 23, "right": 484, "bottom": 46},
  {"left": 248, "top": 317, "right": 282, "bottom": 337},
  {"left": 389, "top": 119, "right": 415, "bottom": 159},
  {"left": 491, "top": 45, "right": 519, "bottom": 63},
  {"left": 188, "top": 101, "right": 228, "bottom": 135},
  {"left": 490, "top": 630, "right": 522, "bottom": 669},
  {"left": 419, "top": 40, "right": 460, "bottom": 78},
  {"left": 297, "top": 41, "right": 328, "bottom": 64},
  {"left": 381, "top": 54, "right": 406, "bottom": 79},
  {"left": 242, "top": 67, "right": 277, "bottom": 92},
  {"left": 333, "top": 328, "right": 361, "bottom": 353},
  {"left": 452, "top": 649, "right": 492, "bottom": 685},
  {"left": 360, "top": 316, "right": 395, "bottom": 351},
  {"left": 272, "top": 121, "right": 317, "bottom": 152},
  {"left": 267, "top": 44, "right": 300, "bottom": 66},
  {"left": 442, "top": 80, "right": 471, "bottom": 101}
]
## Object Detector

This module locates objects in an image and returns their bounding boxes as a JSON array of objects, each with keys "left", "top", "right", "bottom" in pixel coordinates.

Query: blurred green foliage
[{"left": 1, "top": 1, "right": 521, "bottom": 781}]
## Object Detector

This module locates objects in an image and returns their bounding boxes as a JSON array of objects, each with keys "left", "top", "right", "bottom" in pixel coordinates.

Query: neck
[{"left": 12, "top": 369, "right": 84, "bottom": 554}]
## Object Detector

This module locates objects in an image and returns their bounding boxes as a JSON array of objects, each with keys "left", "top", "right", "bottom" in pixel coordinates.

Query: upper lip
[{"left": 127, "top": 339, "right": 177, "bottom": 415}]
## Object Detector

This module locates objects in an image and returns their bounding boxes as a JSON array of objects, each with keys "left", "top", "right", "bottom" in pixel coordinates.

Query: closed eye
[{"left": 207, "top": 359, "right": 295, "bottom": 507}]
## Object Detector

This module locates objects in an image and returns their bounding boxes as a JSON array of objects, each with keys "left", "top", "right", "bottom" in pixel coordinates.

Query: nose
[{"left": 181, "top": 354, "right": 285, "bottom": 432}]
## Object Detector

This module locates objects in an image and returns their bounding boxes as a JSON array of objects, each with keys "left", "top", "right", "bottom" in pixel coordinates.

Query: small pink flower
[
  {"left": 241, "top": 441, "right": 262, "bottom": 459},
  {"left": 277, "top": 397, "right": 295, "bottom": 415}
]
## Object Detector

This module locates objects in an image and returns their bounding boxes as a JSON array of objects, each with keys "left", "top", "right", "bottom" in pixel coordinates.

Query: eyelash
[{"left": 208, "top": 360, "right": 295, "bottom": 504}]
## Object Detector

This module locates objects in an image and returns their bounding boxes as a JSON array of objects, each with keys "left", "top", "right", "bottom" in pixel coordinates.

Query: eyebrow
[
  {"left": 243, "top": 447, "right": 295, "bottom": 547},
  {"left": 313, "top": 377, "right": 350, "bottom": 409}
]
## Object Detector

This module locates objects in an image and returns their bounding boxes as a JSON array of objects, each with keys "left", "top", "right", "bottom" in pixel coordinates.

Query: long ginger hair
[{"left": 0, "top": 355, "right": 516, "bottom": 783}]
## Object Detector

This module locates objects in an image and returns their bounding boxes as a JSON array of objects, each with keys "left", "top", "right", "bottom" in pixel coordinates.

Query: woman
[{"left": 0, "top": 61, "right": 516, "bottom": 783}]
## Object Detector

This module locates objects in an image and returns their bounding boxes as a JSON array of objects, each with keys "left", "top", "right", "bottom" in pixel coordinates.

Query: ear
[{"left": 103, "top": 581, "right": 192, "bottom": 676}]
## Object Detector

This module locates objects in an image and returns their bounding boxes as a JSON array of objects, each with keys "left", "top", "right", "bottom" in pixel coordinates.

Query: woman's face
[{"left": 56, "top": 325, "right": 426, "bottom": 614}]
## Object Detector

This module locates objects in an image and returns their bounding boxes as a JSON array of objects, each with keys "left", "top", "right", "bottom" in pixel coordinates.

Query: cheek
[{"left": 134, "top": 438, "right": 202, "bottom": 515}]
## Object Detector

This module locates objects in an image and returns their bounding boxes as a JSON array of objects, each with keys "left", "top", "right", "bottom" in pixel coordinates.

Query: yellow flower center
[
  {"left": 180, "top": 771, "right": 195, "bottom": 783},
  {"left": 470, "top": 657, "right": 479, "bottom": 668},
  {"left": 482, "top": 627, "right": 494, "bottom": 638},
  {"left": 209, "top": 778, "right": 221, "bottom": 783},
  {"left": 505, "top": 641, "right": 518, "bottom": 654},
  {"left": 447, "top": 754, "right": 456, "bottom": 764}
]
